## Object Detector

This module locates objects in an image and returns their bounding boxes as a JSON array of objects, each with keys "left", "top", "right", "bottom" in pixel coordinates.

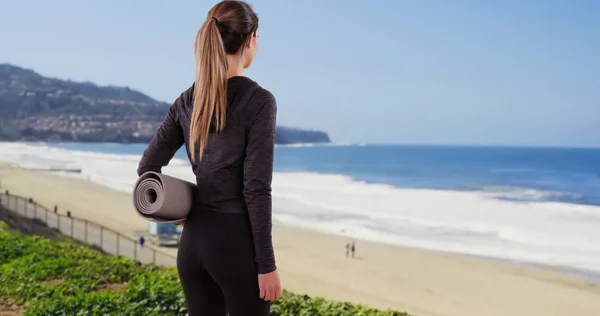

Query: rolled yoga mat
[{"left": 132, "top": 171, "right": 197, "bottom": 224}]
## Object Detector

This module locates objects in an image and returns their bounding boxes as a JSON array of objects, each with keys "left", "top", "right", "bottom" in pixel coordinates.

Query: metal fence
[{"left": 0, "top": 191, "right": 176, "bottom": 267}]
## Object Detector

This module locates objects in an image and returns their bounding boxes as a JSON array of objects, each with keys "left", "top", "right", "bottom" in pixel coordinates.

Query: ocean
[{"left": 1, "top": 142, "right": 600, "bottom": 275}]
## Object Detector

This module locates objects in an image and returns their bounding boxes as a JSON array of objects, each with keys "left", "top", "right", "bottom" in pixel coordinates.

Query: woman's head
[
  {"left": 190, "top": 0, "right": 259, "bottom": 162},
  {"left": 206, "top": 0, "right": 259, "bottom": 67}
]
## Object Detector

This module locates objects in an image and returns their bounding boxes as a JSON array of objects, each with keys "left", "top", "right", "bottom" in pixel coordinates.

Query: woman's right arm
[{"left": 137, "top": 95, "right": 185, "bottom": 176}]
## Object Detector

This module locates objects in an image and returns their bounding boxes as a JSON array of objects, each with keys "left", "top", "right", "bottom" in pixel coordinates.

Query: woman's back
[
  {"left": 137, "top": 75, "right": 277, "bottom": 270},
  {"left": 138, "top": 76, "right": 276, "bottom": 213}
]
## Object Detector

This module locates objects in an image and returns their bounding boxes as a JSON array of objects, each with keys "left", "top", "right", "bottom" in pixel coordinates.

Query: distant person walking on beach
[
  {"left": 135, "top": 1, "right": 279, "bottom": 315},
  {"left": 345, "top": 241, "right": 356, "bottom": 258},
  {"left": 138, "top": 235, "right": 145, "bottom": 248}
]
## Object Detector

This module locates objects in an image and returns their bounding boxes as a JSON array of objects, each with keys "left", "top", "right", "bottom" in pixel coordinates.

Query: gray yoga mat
[{"left": 132, "top": 171, "right": 197, "bottom": 224}]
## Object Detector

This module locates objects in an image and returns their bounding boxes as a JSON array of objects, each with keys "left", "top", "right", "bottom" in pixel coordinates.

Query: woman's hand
[{"left": 258, "top": 270, "right": 281, "bottom": 301}]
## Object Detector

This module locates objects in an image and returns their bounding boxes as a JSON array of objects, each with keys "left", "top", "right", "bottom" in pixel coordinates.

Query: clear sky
[{"left": 1, "top": 0, "right": 598, "bottom": 146}]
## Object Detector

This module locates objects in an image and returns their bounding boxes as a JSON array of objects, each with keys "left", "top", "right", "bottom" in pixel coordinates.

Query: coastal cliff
[{"left": 0, "top": 63, "right": 331, "bottom": 144}]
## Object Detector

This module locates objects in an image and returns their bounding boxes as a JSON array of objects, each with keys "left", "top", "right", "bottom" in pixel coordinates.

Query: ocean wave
[
  {"left": 275, "top": 142, "right": 366, "bottom": 148},
  {"left": 465, "top": 186, "right": 584, "bottom": 204},
  {"left": 2, "top": 142, "right": 600, "bottom": 273}
]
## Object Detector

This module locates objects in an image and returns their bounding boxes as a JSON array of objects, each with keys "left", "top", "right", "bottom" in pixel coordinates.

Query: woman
[{"left": 136, "top": 1, "right": 280, "bottom": 315}]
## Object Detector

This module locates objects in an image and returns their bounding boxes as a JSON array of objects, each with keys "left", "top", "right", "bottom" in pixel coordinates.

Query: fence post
[
  {"left": 100, "top": 226, "right": 103, "bottom": 249},
  {"left": 70, "top": 217, "right": 74, "bottom": 237},
  {"left": 34, "top": 203, "right": 37, "bottom": 219},
  {"left": 153, "top": 250, "right": 156, "bottom": 265},
  {"left": 23, "top": 199, "right": 27, "bottom": 217},
  {"left": 57, "top": 214, "right": 60, "bottom": 230},
  {"left": 134, "top": 241, "right": 137, "bottom": 260},
  {"left": 84, "top": 220, "right": 88, "bottom": 243},
  {"left": 116, "top": 233, "right": 120, "bottom": 255},
  {"left": 45, "top": 208, "right": 48, "bottom": 223}
]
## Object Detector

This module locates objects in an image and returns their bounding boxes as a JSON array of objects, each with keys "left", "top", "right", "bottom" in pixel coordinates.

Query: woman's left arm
[{"left": 137, "top": 97, "right": 185, "bottom": 176}]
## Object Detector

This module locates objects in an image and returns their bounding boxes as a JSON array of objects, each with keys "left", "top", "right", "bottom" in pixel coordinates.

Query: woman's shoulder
[
  {"left": 178, "top": 83, "right": 196, "bottom": 107},
  {"left": 229, "top": 77, "right": 276, "bottom": 126},
  {"left": 162, "top": 83, "right": 195, "bottom": 118},
  {"left": 240, "top": 77, "right": 276, "bottom": 109}
]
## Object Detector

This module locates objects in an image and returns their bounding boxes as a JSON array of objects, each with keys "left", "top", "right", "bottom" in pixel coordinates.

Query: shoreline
[
  {"left": 5, "top": 141, "right": 600, "bottom": 208},
  {"left": 2, "top": 159, "right": 600, "bottom": 282},
  {"left": 1, "top": 162, "right": 600, "bottom": 315},
  {"left": 1, "top": 147, "right": 600, "bottom": 278},
  {"left": 3, "top": 165, "right": 600, "bottom": 284},
  {"left": 3, "top": 170, "right": 599, "bottom": 286}
]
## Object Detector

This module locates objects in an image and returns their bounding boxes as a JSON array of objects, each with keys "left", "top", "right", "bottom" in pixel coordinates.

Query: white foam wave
[
  {"left": 475, "top": 186, "right": 583, "bottom": 203},
  {"left": 275, "top": 142, "right": 366, "bottom": 148},
  {"left": 2, "top": 142, "right": 600, "bottom": 273}
]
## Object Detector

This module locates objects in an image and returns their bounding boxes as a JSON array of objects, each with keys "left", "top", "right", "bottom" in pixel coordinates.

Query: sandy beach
[{"left": 1, "top": 163, "right": 599, "bottom": 316}]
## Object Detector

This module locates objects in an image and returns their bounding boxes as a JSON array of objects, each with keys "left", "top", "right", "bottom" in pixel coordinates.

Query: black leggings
[{"left": 176, "top": 209, "right": 270, "bottom": 316}]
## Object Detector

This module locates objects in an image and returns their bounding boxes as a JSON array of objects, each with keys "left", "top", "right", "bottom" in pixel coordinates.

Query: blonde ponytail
[{"left": 189, "top": 17, "right": 228, "bottom": 162}]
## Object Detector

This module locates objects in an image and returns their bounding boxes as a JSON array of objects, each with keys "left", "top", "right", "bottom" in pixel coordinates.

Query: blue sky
[{"left": 1, "top": 0, "right": 598, "bottom": 146}]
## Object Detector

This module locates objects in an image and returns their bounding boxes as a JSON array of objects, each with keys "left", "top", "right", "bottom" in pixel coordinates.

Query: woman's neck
[{"left": 227, "top": 55, "right": 245, "bottom": 79}]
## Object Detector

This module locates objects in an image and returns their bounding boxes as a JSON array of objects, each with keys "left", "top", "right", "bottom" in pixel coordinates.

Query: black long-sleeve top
[{"left": 136, "top": 76, "right": 277, "bottom": 274}]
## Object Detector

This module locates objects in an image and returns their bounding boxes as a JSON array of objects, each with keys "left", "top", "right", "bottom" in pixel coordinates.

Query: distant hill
[{"left": 0, "top": 63, "right": 331, "bottom": 144}]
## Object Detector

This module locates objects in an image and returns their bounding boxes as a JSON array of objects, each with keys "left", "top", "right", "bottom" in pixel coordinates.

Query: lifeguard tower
[{"left": 146, "top": 222, "right": 182, "bottom": 246}]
